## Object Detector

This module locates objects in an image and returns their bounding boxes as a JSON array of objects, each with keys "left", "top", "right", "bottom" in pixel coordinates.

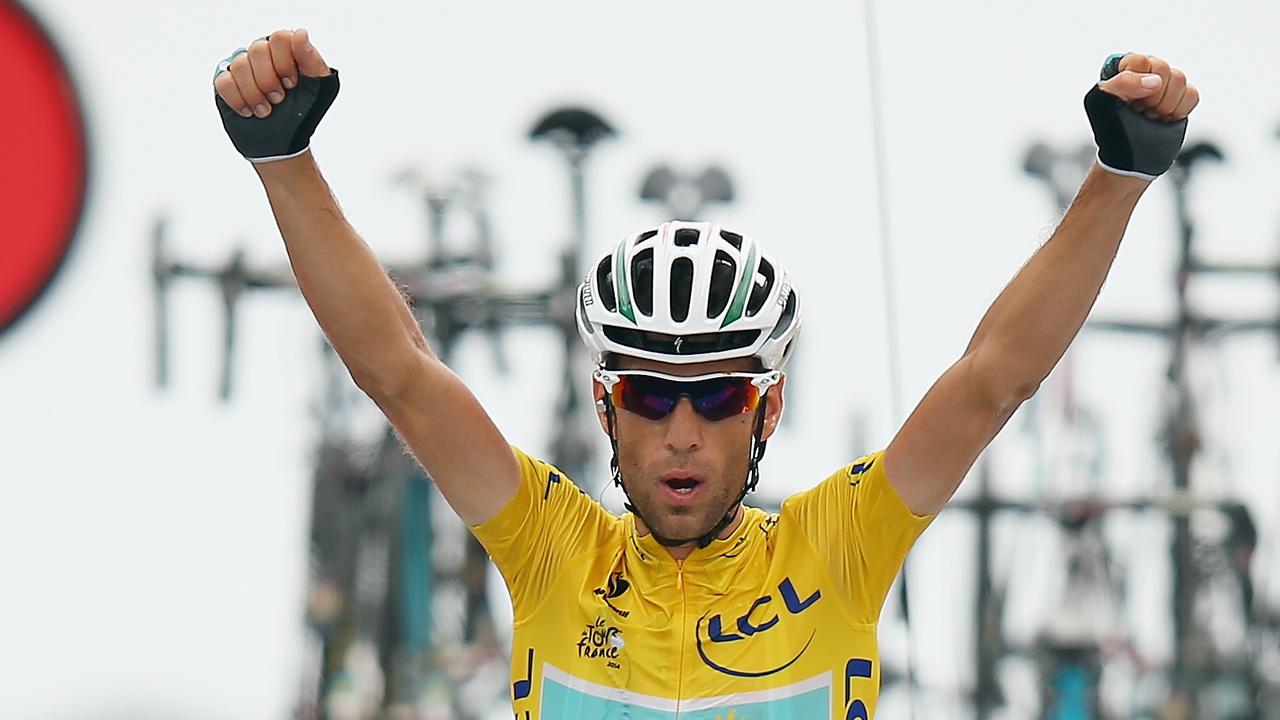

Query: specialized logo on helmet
[
  {"left": 673, "top": 336, "right": 685, "bottom": 353},
  {"left": 0, "top": 1, "right": 88, "bottom": 340},
  {"left": 695, "top": 576, "right": 821, "bottom": 677}
]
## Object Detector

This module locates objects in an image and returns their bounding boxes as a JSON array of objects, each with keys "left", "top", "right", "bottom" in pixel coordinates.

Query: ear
[
  {"left": 759, "top": 374, "right": 785, "bottom": 441},
  {"left": 593, "top": 380, "right": 611, "bottom": 433}
]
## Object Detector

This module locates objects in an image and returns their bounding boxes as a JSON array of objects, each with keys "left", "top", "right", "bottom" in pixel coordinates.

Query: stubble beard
[{"left": 622, "top": 465, "right": 745, "bottom": 546}]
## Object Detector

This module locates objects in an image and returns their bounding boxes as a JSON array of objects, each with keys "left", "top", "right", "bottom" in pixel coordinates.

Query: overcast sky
[{"left": 3, "top": 1, "right": 1279, "bottom": 718}]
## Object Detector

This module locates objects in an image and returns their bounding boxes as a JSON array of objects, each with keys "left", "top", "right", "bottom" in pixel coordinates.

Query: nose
[{"left": 663, "top": 397, "right": 704, "bottom": 452}]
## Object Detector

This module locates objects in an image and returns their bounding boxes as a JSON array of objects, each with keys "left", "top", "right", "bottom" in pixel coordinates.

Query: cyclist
[{"left": 213, "top": 29, "right": 1198, "bottom": 718}]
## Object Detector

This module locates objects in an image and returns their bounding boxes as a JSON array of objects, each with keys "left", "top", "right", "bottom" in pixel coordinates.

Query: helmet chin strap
[{"left": 603, "top": 396, "right": 770, "bottom": 551}]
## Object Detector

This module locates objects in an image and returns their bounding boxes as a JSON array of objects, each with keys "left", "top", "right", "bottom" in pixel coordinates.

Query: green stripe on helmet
[
  {"left": 720, "top": 243, "right": 757, "bottom": 328},
  {"left": 614, "top": 243, "right": 636, "bottom": 324}
]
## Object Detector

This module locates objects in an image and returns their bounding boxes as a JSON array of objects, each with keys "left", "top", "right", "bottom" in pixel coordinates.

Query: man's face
[{"left": 593, "top": 355, "right": 785, "bottom": 547}]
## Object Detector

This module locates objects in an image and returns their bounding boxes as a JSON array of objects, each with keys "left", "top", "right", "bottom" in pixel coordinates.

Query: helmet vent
[
  {"left": 769, "top": 288, "right": 798, "bottom": 339},
  {"left": 719, "top": 229, "right": 743, "bottom": 249},
  {"left": 670, "top": 257, "right": 694, "bottom": 323},
  {"left": 636, "top": 229, "right": 658, "bottom": 245},
  {"left": 577, "top": 288, "right": 591, "bottom": 330},
  {"left": 673, "top": 228, "right": 701, "bottom": 247},
  {"left": 596, "top": 257, "right": 617, "bottom": 312},
  {"left": 745, "top": 259, "right": 775, "bottom": 317},
  {"left": 706, "top": 250, "right": 737, "bottom": 319},
  {"left": 631, "top": 248, "right": 655, "bottom": 317}
]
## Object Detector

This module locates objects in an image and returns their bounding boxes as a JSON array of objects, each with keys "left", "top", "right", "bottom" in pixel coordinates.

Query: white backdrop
[{"left": 2, "top": 1, "right": 1279, "bottom": 718}]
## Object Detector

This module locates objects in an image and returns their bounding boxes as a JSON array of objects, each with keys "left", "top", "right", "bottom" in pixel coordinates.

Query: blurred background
[{"left": 3, "top": 0, "right": 1279, "bottom": 718}]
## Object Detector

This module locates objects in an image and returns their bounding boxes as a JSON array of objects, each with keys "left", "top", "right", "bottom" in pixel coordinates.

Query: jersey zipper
[{"left": 675, "top": 558, "right": 686, "bottom": 718}]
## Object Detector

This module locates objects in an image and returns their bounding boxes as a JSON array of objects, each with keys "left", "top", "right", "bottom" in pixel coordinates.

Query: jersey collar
[{"left": 623, "top": 506, "right": 770, "bottom": 591}]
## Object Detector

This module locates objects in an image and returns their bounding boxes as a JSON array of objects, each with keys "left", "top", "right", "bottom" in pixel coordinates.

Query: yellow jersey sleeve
[
  {"left": 781, "top": 450, "right": 936, "bottom": 623},
  {"left": 468, "top": 447, "right": 618, "bottom": 620}
]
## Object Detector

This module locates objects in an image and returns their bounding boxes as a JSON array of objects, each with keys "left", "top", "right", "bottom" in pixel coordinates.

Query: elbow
[
  {"left": 1006, "top": 376, "right": 1043, "bottom": 406},
  {"left": 1005, "top": 382, "right": 1041, "bottom": 421},
  {"left": 338, "top": 322, "right": 437, "bottom": 403},
  {"left": 348, "top": 347, "right": 431, "bottom": 406},
  {"left": 977, "top": 374, "right": 1038, "bottom": 425},
  {"left": 966, "top": 346, "right": 1043, "bottom": 413},
  {"left": 350, "top": 366, "right": 388, "bottom": 400}
]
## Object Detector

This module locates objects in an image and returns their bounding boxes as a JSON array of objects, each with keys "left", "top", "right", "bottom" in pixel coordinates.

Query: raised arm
[
  {"left": 213, "top": 29, "right": 518, "bottom": 525},
  {"left": 883, "top": 53, "right": 1200, "bottom": 515}
]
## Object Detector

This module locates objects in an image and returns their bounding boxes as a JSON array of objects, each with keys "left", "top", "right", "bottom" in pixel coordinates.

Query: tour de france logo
[
  {"left": 0, "top": 0, "right": 88, "bottom": 339},
  {"left": 577, "top": 617, "right": 624, "bottom": 670}
]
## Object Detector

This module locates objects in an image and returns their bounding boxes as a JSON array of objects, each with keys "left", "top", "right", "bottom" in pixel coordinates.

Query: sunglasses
[{"left": 593, "top": 368, "right": 781, "bottom": 422}]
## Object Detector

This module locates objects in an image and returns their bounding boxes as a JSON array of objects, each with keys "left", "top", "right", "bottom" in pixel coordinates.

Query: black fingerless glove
[
  {"left": 1084, "top": 53, "right": 1187, "bottom": 180},
  {"left": 215, "top": 71, "right": 340, "bottom": 163}
]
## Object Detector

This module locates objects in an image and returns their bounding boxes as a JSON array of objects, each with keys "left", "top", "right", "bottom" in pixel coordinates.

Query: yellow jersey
[{"left": 470, "top": 447, "right": 935, "bottom": 719}]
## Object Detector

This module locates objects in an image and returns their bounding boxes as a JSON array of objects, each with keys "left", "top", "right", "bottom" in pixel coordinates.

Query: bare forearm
[
  {"left": 255, "top": 151, "right": 430, "bottom": 389},
  {"left": 965, "top": 164, "right": 1149, "bottom": 400}
]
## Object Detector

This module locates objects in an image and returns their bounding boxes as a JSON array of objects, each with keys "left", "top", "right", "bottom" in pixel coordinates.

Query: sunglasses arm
[
  {"left": 751, "top": 371, "right": 783, "bottom": 393},
  {"left": 592, "top": 368, "right": 622, "bottom": 393}
]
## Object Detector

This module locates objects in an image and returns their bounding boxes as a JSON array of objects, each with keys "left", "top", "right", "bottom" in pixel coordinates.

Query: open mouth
[{"left": 661, "top": 474, "right": 703, "bottom": 496}]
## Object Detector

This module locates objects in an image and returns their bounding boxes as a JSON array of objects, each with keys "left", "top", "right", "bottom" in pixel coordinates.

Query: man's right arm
[{"left": 216, "top": 29, "right": 518, "bottom": 525}]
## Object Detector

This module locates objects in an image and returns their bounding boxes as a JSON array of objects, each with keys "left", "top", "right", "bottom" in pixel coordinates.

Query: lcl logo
[
  {"left": 0, "top": 0, "right": 88, "bottom": 338},
  {"left": 695, "top": 577, "right": 822, "bottom": 678}
]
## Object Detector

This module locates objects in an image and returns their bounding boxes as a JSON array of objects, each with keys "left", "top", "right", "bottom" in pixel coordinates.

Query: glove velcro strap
[{"left": 215, "top": 70, "right": 340, "bottom": 163}]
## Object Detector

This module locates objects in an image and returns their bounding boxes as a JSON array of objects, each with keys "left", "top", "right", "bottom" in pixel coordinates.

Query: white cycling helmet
[{"left": 576, "top": 221, "right": 800, "bottom": 369}]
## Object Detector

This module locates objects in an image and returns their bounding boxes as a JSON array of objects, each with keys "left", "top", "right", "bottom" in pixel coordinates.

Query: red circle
[{"left": 0, "top": 0, "right": 88, "bottom": 338}]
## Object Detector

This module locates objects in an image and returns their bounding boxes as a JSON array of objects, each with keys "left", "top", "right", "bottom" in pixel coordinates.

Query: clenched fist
[
  {"left": 214, "top": 28, "right": 330, "bottom": 119},
  {"left": 1085, "top": 52, "right": 1199, "bottom": 180},
  {"left": 1095, "top": 53, "right": 1200, "bottom": 122},
  {"left": 213, "top": 28, "right": 339, "bottom": 163}
]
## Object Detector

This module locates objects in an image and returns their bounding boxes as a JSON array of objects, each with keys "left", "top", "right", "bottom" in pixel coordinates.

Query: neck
[{"left": 634, "top": 504, "right": 745, "bottom": 561}]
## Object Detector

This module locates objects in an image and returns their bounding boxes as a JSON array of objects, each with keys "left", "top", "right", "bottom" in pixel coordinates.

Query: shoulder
[
  {"left": 780, "top": 451, "right": 885, "bottom": 511},
  {"left": 473, "top": 447, "right": 619, "bottom": 536},
  {"left": 780, "top": 449, "right": 934, "bottom": 536}
]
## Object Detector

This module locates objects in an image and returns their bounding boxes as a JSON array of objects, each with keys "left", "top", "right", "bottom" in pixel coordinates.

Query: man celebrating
[{"left": 213, "top": 29, "right": 1197, "bottom": 718}]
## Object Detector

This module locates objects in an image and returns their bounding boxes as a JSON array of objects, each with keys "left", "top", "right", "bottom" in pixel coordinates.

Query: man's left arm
[{"left": 884, "top": 53, "right": 1200, "bottom": 515}]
